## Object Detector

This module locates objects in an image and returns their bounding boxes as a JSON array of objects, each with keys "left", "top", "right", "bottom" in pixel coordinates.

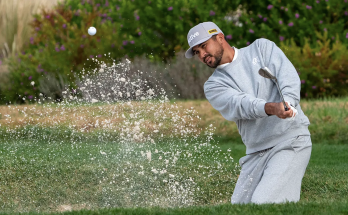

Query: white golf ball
[{"left": 88, "top": 27, "right": 97, "bottom": 36}]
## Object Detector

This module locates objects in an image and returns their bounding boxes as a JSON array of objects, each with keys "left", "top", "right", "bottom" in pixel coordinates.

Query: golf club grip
[{"left": 284, "top": 105, "right": 289, "bottom": 111}]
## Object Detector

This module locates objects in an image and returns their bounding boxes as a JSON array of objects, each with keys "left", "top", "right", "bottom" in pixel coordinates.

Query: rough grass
[
  {"left": 0, "top": 98, "right": 347, "bottom": 214},
  {"left": 0, "top": 137, "right": 347, "bottom": 214},
  {"left": 1, "top": 97, "right": 347, "bottom": 143}
]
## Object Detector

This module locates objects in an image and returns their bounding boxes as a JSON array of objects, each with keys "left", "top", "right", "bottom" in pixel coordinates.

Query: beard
[{"left": 205, "top": 44, "right": 224, "bottom": 68}]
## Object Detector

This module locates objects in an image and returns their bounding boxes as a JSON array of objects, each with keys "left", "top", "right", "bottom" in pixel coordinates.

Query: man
[{"left": 185, "top": 22, "right": 312, "bottom": 204}]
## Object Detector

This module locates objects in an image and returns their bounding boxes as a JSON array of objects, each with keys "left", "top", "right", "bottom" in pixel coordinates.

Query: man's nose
[{"left": 199, "top": 51, "right": 207, "bottom": 60}]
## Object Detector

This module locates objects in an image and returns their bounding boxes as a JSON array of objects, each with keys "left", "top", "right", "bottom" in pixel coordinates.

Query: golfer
[{"left": 185, "top": 22, "right": 312, "bottom": 204}]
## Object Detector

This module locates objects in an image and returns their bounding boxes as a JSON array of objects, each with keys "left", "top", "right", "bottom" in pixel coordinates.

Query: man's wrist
[{"left": 265, "top": 103, "right": 276, "bottom": 116}]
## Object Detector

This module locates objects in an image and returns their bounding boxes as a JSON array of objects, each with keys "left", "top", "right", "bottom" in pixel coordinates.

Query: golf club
[{"left": 258, "top": 67, "right": 289, "bottom": 111}]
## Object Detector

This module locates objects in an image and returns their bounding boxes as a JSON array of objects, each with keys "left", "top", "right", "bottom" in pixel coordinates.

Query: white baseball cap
[{"left": 185, "top": 22, "right": 224, "bottom": 58}]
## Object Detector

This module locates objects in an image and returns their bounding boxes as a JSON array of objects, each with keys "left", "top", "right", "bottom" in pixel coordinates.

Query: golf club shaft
[{"left": 275, "top": 80, "right": 289, "bottom": 111}]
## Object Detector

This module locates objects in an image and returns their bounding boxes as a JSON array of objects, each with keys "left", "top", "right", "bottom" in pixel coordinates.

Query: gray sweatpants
[{"left": 231, "top": 135, "right": 312, "bottom": 204}]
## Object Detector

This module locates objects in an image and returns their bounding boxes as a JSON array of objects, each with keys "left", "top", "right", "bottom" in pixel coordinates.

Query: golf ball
[{"left": 88, "top": 27, "right": 97, "bottom": 36}]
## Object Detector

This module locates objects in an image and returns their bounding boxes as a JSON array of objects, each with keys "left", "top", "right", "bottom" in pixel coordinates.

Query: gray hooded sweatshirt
[{"left": 204, "top": 38, "right": 310, "bottom": 154}]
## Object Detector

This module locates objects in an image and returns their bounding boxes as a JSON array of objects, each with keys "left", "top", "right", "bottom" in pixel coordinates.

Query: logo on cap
[
  {"left": 208, "top": 29, "right": 217, "bottom": 34},
  {"left": 188, "top": 32, "right": 200, "bottom": 44}
]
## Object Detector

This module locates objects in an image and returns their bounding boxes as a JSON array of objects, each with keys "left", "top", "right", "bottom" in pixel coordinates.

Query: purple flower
[
  {"left": 247, "top": 41, "right": 250, "bottom": 45},
  {"left": 28, "top": 95, "right": 33, "bottom": 99},
  {"left": 226, "top": 35, "right": 232, "bottom": 40},
  {"left": 120, "top": 24, "right": 123, "bottom": 27},
  {"left": 60, "top": 45, "right": 65, "bottom": 51},
  {"left": 0, "top": 60, "right": 2, "bottom": 65},
  {"left": 82, "top": 35, "right": 87, "bottom": 38},
  {"left": 138, "top": 32, "right": 142, "bottom": 36},
  {"left": 96, "top": 3, "right": 100, "bottom": 7},
  {"left": 116, "top": 6, "right": 120, "bottom": 10},
  {"left": 28, "top": 76, "right": 32, "bottom": 80},
  {"left": 90, "top": 55, "right": 94, "bottom": 58},
  {"left": 346, "top": 33, "right": 348, "bottom": 39},
  {"left": 281, "top": 6, "right": 284, "bottom": 10},
  {"left": 111, "top": 43, "right": 115, "bottom": 48},
  {"left": 324, "top": 28, "right": 327, "bottom": 31},
  {"left": 288, "top": 22, "right": 294, "bottom": 26},
  {"left": 148, "top": 1, "right": 151, "bottom": 3},
  {"left": 21, "top": 82, "right": 23, "bottom": 85},
  {"left": 279, "top": 20, "right": 283, "bottom": 24},
  {"left": 285, "top": 8, "right": 288, "bottom": 11},
  {"left": 63, "top": 24, "right": 67, "bottom": 28},
  {"left": 319, "top": 20, "right": 323, "bottom": 24},
  {"left": 55, "top": 47, "right": 60, "bottom": 52},
  {"left": 263, "top": 17, "right": 268, "bottom": 22},
  {"left": 179, "top": 16, "right": 182, "bottom": 20},
  {"left": 130, "top": 40, "right": 135, "bottom": 44},
  {"left": 301, "top": 80, "right": 305, "bottom": 84},
  {"left": 168, "top": 6, "right": 173, "bottom": 11},
  {"left": 35, "top": 27, "right": 40, "bottom": 31},
  {"left": 123, "top": 40, "right": 128, "bottom": 45},
  {"left": 267, "top": 5, "right": 273, "bottom": 9},
  {"left": 39, "top": 49, "right": 43, "bottom": 53},
  {"left": 279, "top": 36, "right": 285, "bottom": 41},
  {"left": 249, "top": 29, "right": 254, "bottom": 33},
  {"left": 250, "top": 18, "right": 254, "bottom": 21},
  {"left": 97, "top": 54, "right": 102, "bottom": 58},
  {"left": 316, "top": 0, "right": 320, "bottom": 3},
  {"left": 209, "top": 10, "right": 215, "bottom": 16},
  {"left": 345, "top": 0, "right": 347, "bottom": 2},
  {"left": 295, "top": 13, "right": 300, "bottom": 18},
  {"left": 80, "top": 44, "right": 84, "bottom": 48},
  {"left": 258, "top": 14, "right": 263, "bottom": 18},
  {"left": 135, "top": 15, "right": 140, "bottom": 20},
  {"left": 345, "top": 11, "right": 348, "bottom": 16},
  {"left": 312, "top": 86, "right": 317, "bottom": 89},
  {"left": 306, "top": 5, "right": 312, "bottom": 9},
  {"left": 332, "top": 36, "right": 335, "bottom": 40},
  {"left": 105, "top": 0, "right": 109, "bottom": 7},
  {"left": 30, "top": 37, "right": 34, "bottom": 44},
  {"left": 46, "top": 15, "right": 50, "bottom": 19}
]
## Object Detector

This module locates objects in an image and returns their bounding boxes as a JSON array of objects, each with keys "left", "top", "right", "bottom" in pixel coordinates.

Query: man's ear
[{"left": 216, "top": 33, "right": 225, "bottom": 44}]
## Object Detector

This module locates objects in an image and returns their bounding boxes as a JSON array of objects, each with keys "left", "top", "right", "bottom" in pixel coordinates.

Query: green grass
[{"left": 0, "top": 133, "right": 347, "bottom": 214}]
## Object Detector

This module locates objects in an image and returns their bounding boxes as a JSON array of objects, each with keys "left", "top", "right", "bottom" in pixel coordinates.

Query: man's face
[{"left": 192, "top": 36, "right": 224, "bottom": 68}]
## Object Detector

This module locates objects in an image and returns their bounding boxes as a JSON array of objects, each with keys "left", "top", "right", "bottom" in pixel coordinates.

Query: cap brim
[{"left": 184, "top": 36, "right": 213, "bottom": 59}]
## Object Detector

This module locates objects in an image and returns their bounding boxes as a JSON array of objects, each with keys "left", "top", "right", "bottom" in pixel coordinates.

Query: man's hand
[{"left": 265, "top": 102, "right": 295, "bottom": 119}]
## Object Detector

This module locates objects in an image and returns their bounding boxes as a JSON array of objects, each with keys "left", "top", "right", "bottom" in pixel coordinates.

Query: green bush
[
  {"left": 234, "top": 0, "right": 348, "bottom": 47},
  {"left": 1, "top": 0, "right": 348, "bottom": 104},
  {"left": 1, "top": 2, "right": 124, "bottom": 104},
  {"left": 280, "top": 31, "right": 348, "bottom": 99}
]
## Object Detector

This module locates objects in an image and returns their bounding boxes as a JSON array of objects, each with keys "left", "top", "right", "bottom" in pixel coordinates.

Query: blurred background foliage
[{"left": 0, "top": 0, "right": 347, "bottom": 104}]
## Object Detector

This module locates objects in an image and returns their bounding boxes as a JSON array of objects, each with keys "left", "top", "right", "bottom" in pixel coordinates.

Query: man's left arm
[{"left": 257, "top": 38, "right": 301, "bottom": 108}]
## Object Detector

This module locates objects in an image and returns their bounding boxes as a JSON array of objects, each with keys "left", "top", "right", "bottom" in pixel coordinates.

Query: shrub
[
  {"left": 1, "top": 2, "right": 124, "bottom": 104},
  {"left": 280, "top": 31, "right": 348, "bottom": 99},
  {"left": 233, "top": 0, "right": 348, "bottom": 47}
]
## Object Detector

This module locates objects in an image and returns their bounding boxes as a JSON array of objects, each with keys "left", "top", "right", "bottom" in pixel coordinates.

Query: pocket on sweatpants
[{"left": 291, "top": 135, "right": 312, "bottom": 153}]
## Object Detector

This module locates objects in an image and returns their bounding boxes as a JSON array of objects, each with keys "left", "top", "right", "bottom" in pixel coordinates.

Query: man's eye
[{"left": 202, "top": 44, "right": 206, "bottom": 48}]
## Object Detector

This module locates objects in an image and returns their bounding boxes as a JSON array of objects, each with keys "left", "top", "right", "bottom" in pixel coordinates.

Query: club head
[{"left": 258, "top": 67, "right": 276, "bottom": 80}]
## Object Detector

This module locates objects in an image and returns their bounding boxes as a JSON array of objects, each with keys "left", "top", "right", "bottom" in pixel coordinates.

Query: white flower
[
  {"left": 91, "top": 99, "right": 98, "bottom": 103},
  {"left": 151, "top": 168, "right": 158, "bottom": 174},
  {"left": 120, "top": 78, "right": 126, "bottom": 82},
  {"left": 30, "top": 81, "right": 35, "bottom": 86},
  {"left": 100, "top": 151, "right": 107, "bottom": 155}
]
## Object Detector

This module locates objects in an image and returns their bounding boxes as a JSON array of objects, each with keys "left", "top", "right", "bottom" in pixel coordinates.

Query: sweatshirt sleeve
[
  {"left": 257, "top": 38, "right": 301, "bottom": 107},
  {"left": 204, "top": 80, "right": 269, "bottom": 122}
]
